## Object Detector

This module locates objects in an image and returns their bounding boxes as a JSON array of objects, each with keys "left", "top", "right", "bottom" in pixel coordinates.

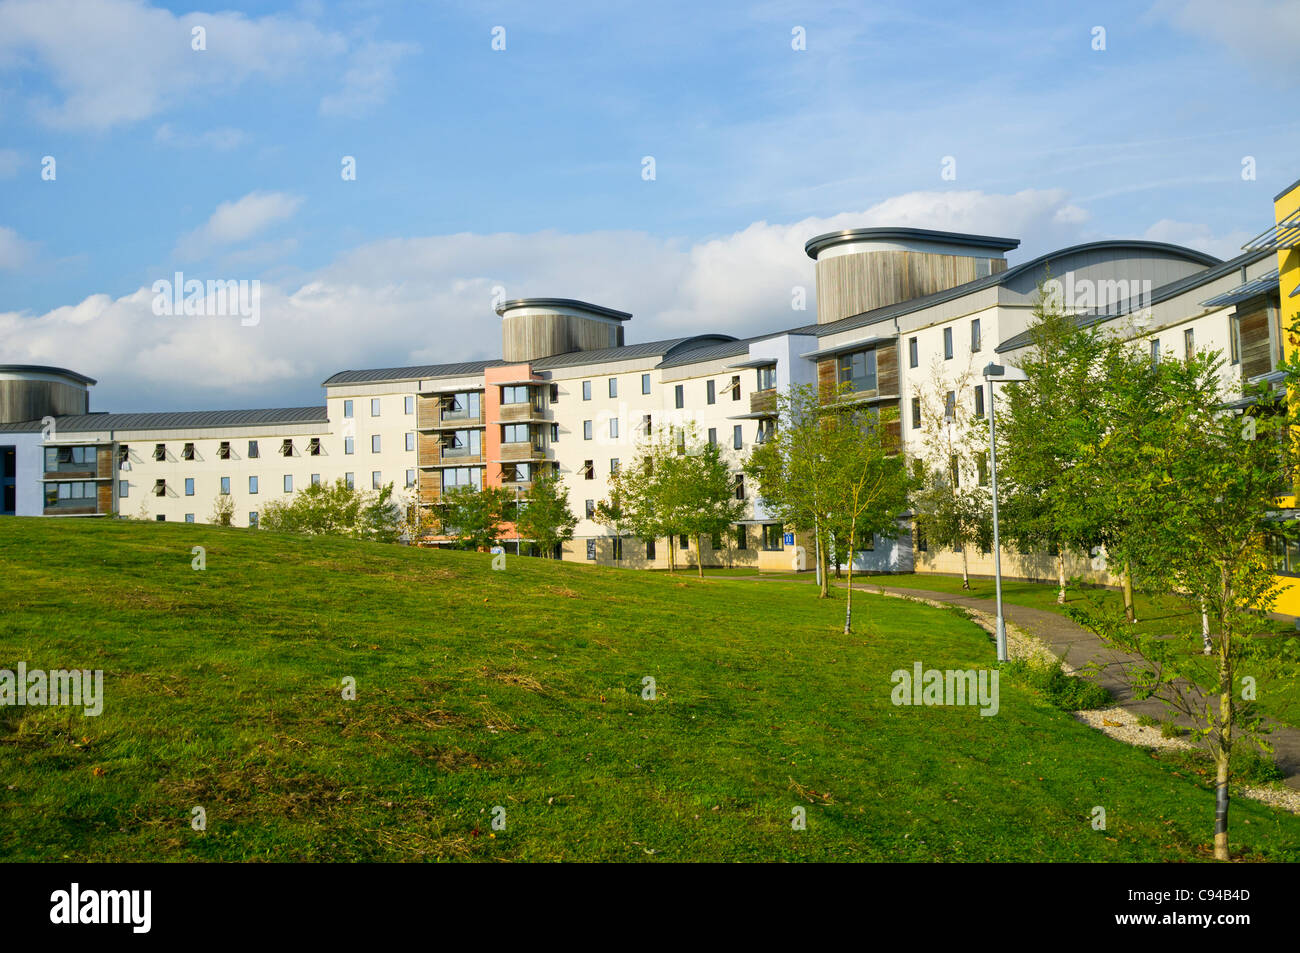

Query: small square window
[
  {"left": 220, "top": 477, "right": 230, "bottom": 495},
  {"left": 371, "top": 398, "right": 381, "bottom": 417},
  {"left": 248, "top": 440, "right": 259, "bottom": 459},
  {"left": 185, "top": 477, "right": 195, "bottom": 496},
  {"left": 971, "top": 318, "right": 982, "bottom": 353},
  {"left": 345, "top": 437, "right": 354, "bottom": 455},
  {"left": 943, "top": 327, "right": 954, "bottom": 360},
  {"left": 733, "top": 425, "right": 742, "bottom": 450},
  {"left": 585, "top": 499, "right": 596, "bottom": 518},
  {"left": 185, "top": 513, "right": 195, "bottom": 523},
  {"left": 249, "top": 476, "right": 258, "bottom": 494},
  {"left": 311, "top": 473, "right": 320, "bottom": 486},
  {"left": 582, "top": 460, "right": 594, "bottom": 480},
  {"left": 345, "top": 472, "right": 354, "bottom": 489},
  {"left": 582, "top": 381, "right": 592, "bottom": 401},
  {"left": 406, "top": 468, "right": 416, "bottom": 488},
  {"left": 908, "top": 337, "right": 918, "bottom": 368},
  {"left": 284, "top": 474, "right": 293, "bottom": 493},
  {"left": 641, "top": 373, "right": 651, "bottom": 394},
  {"left": 608, "top": 378, "right": 617, "bottom": 398},
  {"left": 344, "top": 400, "right": 354, "bottom": 418},
  {"left": 586, "top": 539, "right": 596, "bottom": 560},
  {"left": 372, "top": 435, "right": 382, "bottom": 453},
  {"left": 609, "top": 418, "right": 619, "bottom": 439},
  {"left": 610, "top": 458, "right": 620, "bottom": 474},
  {"left": 707, "top": 380, "right": 716, "bottom": 404},
  {"left": 674, "top": 384, "right": 684, "bottom": 409},
  {"left": 405, "top": 395, "right": 415, "bottom": 414},
  {"left": 583, "top": 420, "right": 593, "bottom": 440},
  {"left": 249, "top": 512, "right": 258, "bottom": 528},
  {"left": 372, "top": 471, "right": 382, "bottom": 489}
]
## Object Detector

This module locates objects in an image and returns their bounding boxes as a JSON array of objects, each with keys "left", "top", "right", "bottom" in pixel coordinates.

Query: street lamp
[{"left": 982, "top": 361, "right": 1028, "bottom": 662}]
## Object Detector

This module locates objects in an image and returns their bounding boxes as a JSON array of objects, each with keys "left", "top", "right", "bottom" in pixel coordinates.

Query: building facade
[{"left": 3, "top": 188, "right": 1297, "bottom": 593}]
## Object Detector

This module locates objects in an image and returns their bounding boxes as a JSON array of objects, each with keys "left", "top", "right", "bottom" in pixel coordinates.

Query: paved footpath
[{"left": 731, "top": 574, "right": 1300, "bottom": 789}]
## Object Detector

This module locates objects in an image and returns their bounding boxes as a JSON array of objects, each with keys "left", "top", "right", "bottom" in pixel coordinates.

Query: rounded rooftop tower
[
  {"left": 0, "top": 365, "right": 94, "bottom": 424},
  {"left": 495, "top": 298, "right": 632, "bottom": 363},
  {"left": 804, "top": 227, "right": 1020, "bottom": 325}
]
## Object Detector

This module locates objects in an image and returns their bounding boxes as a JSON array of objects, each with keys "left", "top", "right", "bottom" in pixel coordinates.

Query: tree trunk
[
  {"left": 1201, "top": 599, "right": 1212, "bottom": 654},
  {"left": 696, "top": 534, "right": 704, "bottom": 579},
  {"left": 844, "top": 517, "right": 856, "bottom": 634},
  {"left": 1214, "top": 580, "right": 1233, "bottom": 861},
  {"left": 1122, "top": 563, "right": 1135, "bottom": 623},
  {"left": 1056, "top": 550, "right": 1066, "bottom": 604},
  {"left": 818, "top": 529, "right": 830, "bottom": 599},
  {"left": 668, "top": 535, "right": 676, "bottom": 573},
  {"left": 961, "top": 547, "right": 970, "bottom": 590}
]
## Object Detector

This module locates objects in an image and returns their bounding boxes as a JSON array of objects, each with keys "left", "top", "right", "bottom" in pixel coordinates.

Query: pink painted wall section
[{"left": 483, "top": 363, "right": 537, "bottom": 543}]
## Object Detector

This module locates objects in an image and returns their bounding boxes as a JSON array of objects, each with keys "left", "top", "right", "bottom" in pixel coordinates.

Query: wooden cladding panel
[
  {"left": 497, "top": 402, "right": 540, "bottom": 423},
  {"left": 499, "top": 442, "right": 542, "bottom": 462},
  {"left": 502, "top": 313, "right": 620, "bottom": 363},
  {"left": 817, "top": 358, "right": 837, "bottom": 400},
  {"left": 418, "top": 476, "right": 441, "bottom": 505},
  {"left": 815, "top": 251, "right": 1005, "bottom": 325},
  {"left": 749, "top": 390, "right": 777, "bottom": 416},
  {"left": 96, "top": 482, "right": 113, "bottom": 514},
  {"left": 0, "top": 378, "right": 87, "bottom": 425},
  {"left": 416, "top": 396, "right": 441, "bottom": 430},
  {"left": 877, "top": 342, "right": 899, "bottom": 395},
  {"left": 1238, "top": 305, "right": 1274, "bottom": 380},
  {"left": 96, "top": 446, "right": 114, "bottom": 479}
]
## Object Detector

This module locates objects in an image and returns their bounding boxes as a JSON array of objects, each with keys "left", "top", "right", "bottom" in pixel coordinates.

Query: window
[
  {"left": 735, "top": 525, "right": 747, "bottom": 550},
  {"left": 248, "top": 440, "right": 259, "bottom": 459},
  {"left": 284, "top": 474, "right": 293, "bottom": 493},
  {"left": 1184, "top": 327, "right": 1194, "bottom": 355},
  {"left": 642, "top": 414, "right": 652, "bottom": 436},
  {"left": 156, "top": 514, "right": 165, "bottom": 522},
  {"left": 675, "top": 430, "right": 686, "bottom": 455},
  {"left": 608, "top": 378, "right": 617, "bottom": 398},
  {"left": 153, "top": 443, "right": 166, "bottom": 461},
  {"left": 609, "top": 418, "right": 619, "bottom": 439},
  {"left": 674, "top": 384, "right": 684, "bottom": 409},
  {"left": 612, "top": 537, "right": 623, "bottom": 561},
  {"left": 118, "top": 445, "right": 130, "bottom": 465},
  {"left": 730, "top": 375, "right": 741, "bottom": 401},
  {"left": 311, "top": 473, "right": 320, "bottom": 486},
  {"left": 550, "top": 422, "right": 560, "bottom": 442},
  {"left": 948, "top": 455, "right": 959, "bottom": 488},
  {"left": 344, "top": 400, "right": 353, "bottom": 418},
  {"left": 762, "top": 524, "right": 784, "bottom": 551},
  {"left": 585, "top": 499, "right": 596, "bottom": 518},
  {"left": 582, "top": 460, "right": 594, "bottom": 480},
  {"left": 185, "top": 477, "right": 195, "bottom": 496},
  {"left": 371, "top": 435, "right": 382, "bottom": 453},
  {"left": 916, "top": 521, "right": 928, "bottom": 553},
  {"left": 344, "top": 437, "right": 354, "bottom": 455},
  {"left": 908, "top": 337, "right": 918, "bottom": 368},
  {"left": 610, "top": 458, "right": 620, "bottom": 474},
  {"left": 185, "top": 514, "right": 194, "bottom": 523},
  {"left": 971, "top": 318, "right": 982, "bottom": 353},
  {"left": 707, "top": 380, "right": 716, "bottom": 404},
  {"left": 679, "top": 534, "right": 689, "bottom": 549},
  {"left": 707, "top": 427, "right": 717, "bottom": 446},
  {"left": 944, "top": 391, "right": 956, "bottom": 420},
  {"left": 405, "top": 432, "right": 415, "bottom": 452},
  {"left": 443, "top": 391, "right": 482, "bottom": 421},
  {"left": 733, "top": 473, "right": 744, "bottom": 500},
  {"left": 220, "top": 476, "right": 230, "bottom": 495},
  {"left": 974, "top": 386, "right": 985, "bottom": 419},
  {"left": 645, "top": 537, "right": 656, "bottom": 560},
  {"left": 642, "top": 373, "right": 651, "bottom": 394},
  {"left": 549, "top": 383, "right": 559, "bottom": 403},
  {"left": 248, "top": 512, "right": 258, "bottom": 528},
  {"left": 443, "top": 467, "right": 481, "bottom": 490},
  {"left": 153, "top": 478, "right": 166, "bottom": 497},
  {"left": 757, "top": 419, "right": 774, "bottom": 443},
  {"left": 911, "top": 396, "right": 921, "bottom": 429},
  {"left": 1230, "top": 316, "right": 1240, "bottom": 364},
  {"left": 583, "top": 420, "right": 593, "bottom": 441},
  {"left": 445, "top": 429, "right": 482, "bottom": 456},
  {"left": 586, "top": 539, "right": 596, "bottom": 560},
  {"left": 182, "top": 442, "right": 195, "bottom": 461},
  {"left": 582, "top": 381, "right": 592, "bottom": 401},
  {"left": 372, "top": 471, "right": 382, "bottom": 489},
  {"left": 733, "top": 425, "right": 743, "bottom": 450},
  {"left": 345, "top": 472, "right": 354, "bottom": 489},
  {"left": 837, "top": 349, "right": 878, "bottom": 392},
  {"left": 502, "top": 385, "right": 530, "bottom": 404},
  {"left": 371, "top": 398, "right": 381, "bottom": 417},
  {"left": 280, "top": 439, "right": 294, "bottom": 457},
  {"left": 119, "top": 481, "right": 128, "bottom": 498},
  {"left": 757, "top": 365, "right": 777, "bottom": 391},
  {"left": 943, "top": 327, "right": 954, "bottom": 360},
  {"left": 977, "top": 452, "right": 989, "bottom": 486},
  {"left": 1150, "top": 339, "right": 1161, "bottom": 365},
  {"left": 249, "top": 476, "right": 258, "bottom": 494},
  {"left": 710, "top": 531, "right": 722, "bottom": 550},
  {"left": 405, "top": 395, "right": 414, "bottom": 415},
  {"left": 218, "top": 441, "right": 231, "bottom": 460}
]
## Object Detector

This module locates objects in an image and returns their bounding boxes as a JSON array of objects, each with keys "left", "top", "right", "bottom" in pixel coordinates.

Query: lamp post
[{"left": 982, "top": 361, "right": 1028, "bottom": 662}]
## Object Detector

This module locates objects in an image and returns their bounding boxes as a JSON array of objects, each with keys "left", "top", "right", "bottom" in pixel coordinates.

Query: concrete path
[{"left": 730, "top": 573, "right": 1300, "bottom": 790}]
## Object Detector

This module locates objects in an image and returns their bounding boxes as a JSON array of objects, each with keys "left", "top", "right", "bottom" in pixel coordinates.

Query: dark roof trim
[
  {"left": 0, "top": 364, "right": 97, "bottom": 385},
  {"left": 805, "top": 227, "right": 1020, "bottom": 260},
  {"left": 1, "top": 406, "right": 329, "bottom": 433},
  {"left": 1201, "top": 269, "right": 1281, "bottom": 308},
  {"left": 323, "top": 360, "right": 494, "bottom": 386},
  {"left": 494, "top": 298, "right": 632, "bottom": 321},
  {"left": 800, "top": 334, "right": 899, "bottom": 361}
]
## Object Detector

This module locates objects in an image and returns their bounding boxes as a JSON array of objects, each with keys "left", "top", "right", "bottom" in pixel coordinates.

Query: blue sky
[{"left": 1, "top": 0, "right": 1298, "bottom": 411}]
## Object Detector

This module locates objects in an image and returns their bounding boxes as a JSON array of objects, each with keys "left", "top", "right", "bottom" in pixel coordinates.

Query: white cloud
[
  {"left": 1153, "top": 0, "right": 1300, "bottom": 80},
  {"left": 0, "top": 225, "right": 37, "bottom": 269},
  {"left": 1142, "top": 219, "right": 1251, "bottom": 261},
  {"left": 319, "top": 39, "right": 417, "bottom": 118},
  {"left": 0, "top": 189, "right": 1101, "bottom": 410},
  {"left": 0, "top": 0, "right": 353, "bottom": 130},
  {"left": 174, "top": 191, "right": 304, "bottom": 261},
  {"left": 154, "top": 123, "right": 248, "bottom": 150}
]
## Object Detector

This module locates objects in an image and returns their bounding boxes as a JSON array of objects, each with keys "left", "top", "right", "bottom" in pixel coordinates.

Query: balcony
[
  {"left": 499, "top": 441, "right": 548, "bottom": 462},
  {"left": 497, "top": 401, "right": 546, "bottom": 423},
  {"left": 418, "top": 479, "right": 441, "bottom": 505},
  {"left": 750, "top": 389, "right": 777, "bottom": 416}
]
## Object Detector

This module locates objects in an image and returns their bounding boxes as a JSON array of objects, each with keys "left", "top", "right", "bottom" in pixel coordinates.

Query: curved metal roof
[
  {"left": 804, "top": 227, "right": 1021, "bottom": 260},
  {"left": 323, "top": 360, "right": 494, "bottom": 386},
  {"left": 494, "top": 298, "right": 633, "bottom": 321},
  {"left": 0, "top": 364, "right": 97, "bottom": 385},
  {"left": 2, "top": 406, "right": 328, "bottom": 433}
]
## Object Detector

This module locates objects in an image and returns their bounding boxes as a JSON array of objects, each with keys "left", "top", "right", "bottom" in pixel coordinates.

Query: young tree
[
  {"left": 999, "top": 284, "right": 1112, "bottom": 604},
  {"left": 516, "top": 471, "right": 577, "bottom": 558},
  {"left": 210, "top": 493, "right": 236, "bottom": 527},
  {"left": 437, "top": 485, "right": 515, "bottom": 551},
  {"left": 745, "top": 383, "right": 847, "bottom": 597},
  {"left": 674, "top": 439, "right": 746, "bottom": 578},
  {"left": 258, "top": 478, "right": 402, "bottom": 540},
  {"left": 909, "top": 361, "right": 992, "bottom": 588},
  {"left": 607, "top": 428, "right": 684, "bottom": 571}
]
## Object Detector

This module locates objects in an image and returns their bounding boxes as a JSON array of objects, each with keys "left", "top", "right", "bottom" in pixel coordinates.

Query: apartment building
[{"left": 3, "top": 184, "right": 1296, "bottom": 589}]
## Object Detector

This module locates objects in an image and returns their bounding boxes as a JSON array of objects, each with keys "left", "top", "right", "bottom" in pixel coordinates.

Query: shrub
[{"left": 1001, "top": 658, "right": 1111, "bottom": 711}]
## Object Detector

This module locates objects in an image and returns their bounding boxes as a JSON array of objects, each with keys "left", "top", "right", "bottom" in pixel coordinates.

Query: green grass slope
[{"left": 0, "top": 518, "right": 1297, "bottom": 862}]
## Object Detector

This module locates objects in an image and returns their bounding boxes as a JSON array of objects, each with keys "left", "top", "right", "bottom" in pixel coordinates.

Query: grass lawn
[
  {"left": 861, "top": 572, "right": 1300, "bottom": 731},
  {"left": 1, "top": 518, "right": 1298, "bottom": 862}
]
